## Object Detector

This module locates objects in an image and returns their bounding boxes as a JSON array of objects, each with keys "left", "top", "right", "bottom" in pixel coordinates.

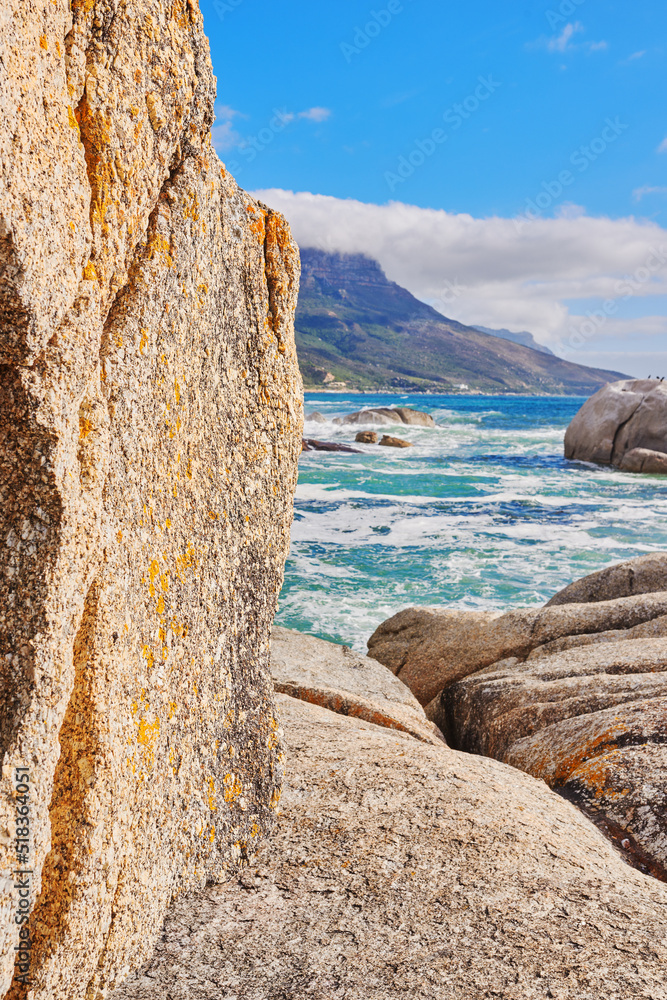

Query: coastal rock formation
[
  {"left": 301, "top": 439, "right": 361, "bottom": 453},
  {"left": 355, "top": 430, "right": 378, "bottom": 444},
  {"left": 547, "top": 552, "right": 667, "bottom": 606},
  {"left": 0, "top": 1, "right": 301, "bottom": 997},
  {"left": 369, "top": 594, "right": 667, "bottom": 706},
  {"left": 439, "top": 639, "right": 667, "bottom": 880},
  {"left": 335, "top": 406, "right": 435, "bottom": 427},
  {"left": 113, "top": 694, "right": 667, "bottom": 1000},
  {"left": 564, "top": 379, "right": 667, "bottom": 471},
  {"left": 379, "top": 434, "right": 413, "bottom": 448},
  {"left": 270, "top": 627, "right": 444, "bottom": 745}
]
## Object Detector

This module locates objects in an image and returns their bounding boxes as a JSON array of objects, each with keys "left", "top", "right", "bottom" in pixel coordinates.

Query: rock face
[
  {"left": 369, "top": 595, "right": 667, "bottom": 707},
  {"left": 564, "top": 379, "right": 667, "bottom": 471},
  {"left": 335, "top": 406, "right": 435, "bottom": 427},
  {"left": 0, "top": 2, "right": 302, "bottom": 998},
  {"left": 270, "top": 627, "right": 444, "bottom": 745},
  {"left": 547, "top": 552, "right": 667, "bottom": 606},
  {"left": 113, "top": 695, "right": 667, "bottom": 1000}
]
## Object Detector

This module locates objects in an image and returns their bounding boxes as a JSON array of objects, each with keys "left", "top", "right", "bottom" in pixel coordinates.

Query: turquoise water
[{"left": 276, "top": 393, "right": 667, "bottom": 652}]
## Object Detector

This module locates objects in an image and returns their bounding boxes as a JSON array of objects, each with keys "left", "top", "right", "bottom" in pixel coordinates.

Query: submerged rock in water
[
  {"left": 335, "top": 406, "right": 435, "bottom": 427},
  {"left": 304, "top": 410, "right": 328, "bottom": 423},
  {"left": 270, "top": 626, "right": 444, "bottom": 745},
  {"left": 302, "top": 438, "right": 362, "bottom": 453},
  {"left": 0, "top": 0, "right": 301, "bottom": 995},
  {"left": 379, "top": 434, "right": 413, "bottom": 448},
  {"left": 113, "top": 694, "right": 667, "bottom": 1000},
  {"left": 565, "top": 379, "right": 667, "bottom": 472}
]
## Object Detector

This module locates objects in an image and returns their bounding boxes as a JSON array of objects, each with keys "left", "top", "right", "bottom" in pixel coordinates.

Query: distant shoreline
[{"left": 303, "top": 389, "right": 591, "bottom": 398}]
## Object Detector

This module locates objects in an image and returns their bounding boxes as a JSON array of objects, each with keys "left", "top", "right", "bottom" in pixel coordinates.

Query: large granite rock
[
  {"left": 368, "top": 593, "right": 667, "bottom": 706},
  {"left": 270, "top": 626, "right": 444, "bottom": 745},
  {"left": 438, "top": 638, "right": 667, "bottom": 880},
  {"left": 547, "top": 552, "right": 667, "bottom": 606},
  {"left": 113, "top": 695, "right": 667, "bottom": 1000},
  {"left": 368, "top": 608, "right": 502, "bottom": 705},
  {"left": 0, "top": 2, "right": 301, "bottom": 997},
  {"left": 564, "top": 379, "right": 667, "bottom": 471},
  {"left": 335, "top": 406, "right": 435, "bottom": 427}
]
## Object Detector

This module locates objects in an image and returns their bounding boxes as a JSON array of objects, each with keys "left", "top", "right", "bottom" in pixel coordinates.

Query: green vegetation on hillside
[{"left": 296, "top": 249, "right": 628, "bottom": 394}]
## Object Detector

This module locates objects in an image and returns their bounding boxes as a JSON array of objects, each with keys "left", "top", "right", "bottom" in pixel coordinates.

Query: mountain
[
  {"left": 296, "top": 248, "right": 629, "bottom": 394},
  {"left": 473, "top": 325, "right": 555, "bottom": 356}
]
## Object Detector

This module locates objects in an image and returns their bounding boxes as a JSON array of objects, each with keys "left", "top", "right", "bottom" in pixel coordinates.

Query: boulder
[
  {"left": 0, "top": 1, "right": 301, "bottom": 996},
  {"left": 438, "top": 638, "right": 667, "bottom": 879},
  {"left": 270, "top": 627, "right": 444, "bottom": 745},
  {"left": 368, "top": 608, "right": 503, "bottom": 705},
  {"left": 618, "top": 448, "right": 667, "bottom": 474},
  {"left": 564, "top": 379, "right": 667, "bottom": 469},
  {"left": 304, "top": 411, "right": 328, "bottom": 424},
  {"left": 113, "top": 695, "right": 667, "bottom": 1000},
  {"left": 302, "top": 438, "right": 362, "bottom": 453},
  {"left": 335, "top": 406, "right": 435, "bottom": 427},
  {"left": 379, "top": 434, "right": 413, "bottom": 448},
  {"left": 368, "top": 593, "right": 667, "bottom": 706},
  {"left": 547, "top": 552, "right": 667, "bottom": 606},
  {"left": 355, "top": 430, "right": 378, "bottom": 444}
]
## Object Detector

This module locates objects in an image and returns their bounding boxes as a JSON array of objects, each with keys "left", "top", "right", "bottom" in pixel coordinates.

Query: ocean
[{"left": 275, "top": 393, "right": 667, "bottom": 652}]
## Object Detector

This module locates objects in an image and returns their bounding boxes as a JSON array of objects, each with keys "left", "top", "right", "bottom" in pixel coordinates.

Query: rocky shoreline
[{"left": 113, "top": 561, "right": 667, "bottom": 997}]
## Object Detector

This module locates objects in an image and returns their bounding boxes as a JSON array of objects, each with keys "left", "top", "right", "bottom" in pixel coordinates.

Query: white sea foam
[{"left": 280, "top": 395, "right": 667, "bottom": 649}]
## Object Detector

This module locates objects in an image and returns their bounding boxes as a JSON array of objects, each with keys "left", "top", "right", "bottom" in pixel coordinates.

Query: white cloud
[
  {"left": 251, "top": 188, "right": 667, "bottom": 359},
  {"left": 211, "top": 104, "right": 244, "bottom": 153},
  {"left": 298, "top": 107, "right": 331, "bottom": 123},
  {"left": 658, "top": 138, "right": 667, "bottom": 154},
  {"left": 211, "top": 105, "right": 330, "bottom": 155},
  {"left": 633, "top": 185, "right": 667, "bottom": 202},
  {"left": 530, "top": 23, "right": 607, "bottom": 56},
  {"left": 547, "top": 22, "right": 584, "bottom": 52},
  {"left": 627, "top": 50, "right": 646, "bottom": 61}
]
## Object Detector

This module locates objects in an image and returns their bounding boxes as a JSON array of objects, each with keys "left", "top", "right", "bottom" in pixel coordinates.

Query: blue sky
[{"left": 200, "top": 0, "right": 667, "bottom": 375}]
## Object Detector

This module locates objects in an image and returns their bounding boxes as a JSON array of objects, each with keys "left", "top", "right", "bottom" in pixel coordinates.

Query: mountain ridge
[{"left": 296, "top": 248, "right": 629, "bottom": 395}]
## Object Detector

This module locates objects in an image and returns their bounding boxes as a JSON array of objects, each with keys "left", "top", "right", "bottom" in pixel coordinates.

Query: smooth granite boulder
[
  {"left": 335, "top": 406, "right": 436, "bottom": 427},
  {"left": 547, "top": 552, "right": 667, "bottom": 606},
  {"left": 270, "top": 627, "right": 444, "bottom": 745},
  {"left": 113, "top": 695, "right": 667, "bottom": 1000},
  {"left": 368, "top": 594, "right": 667, "bottom": 706},
  {"left": 0, "top": 0, "right": 301, "bottom": 996},
  {"left": 564, "top": 379, "right": 667, "bottom": 469}
]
